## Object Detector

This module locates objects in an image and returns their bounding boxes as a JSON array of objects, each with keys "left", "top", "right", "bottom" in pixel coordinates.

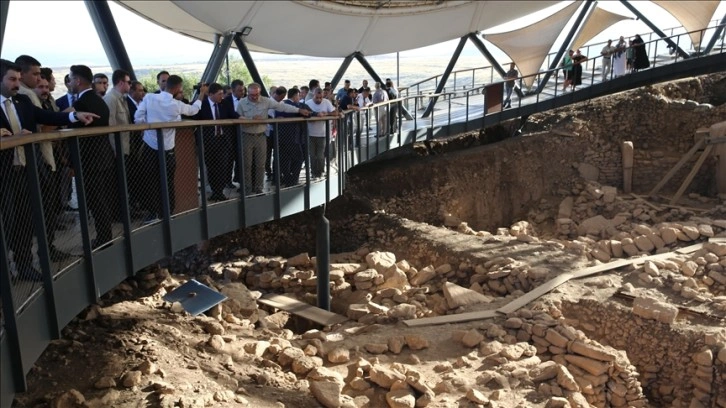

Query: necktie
[
  {"left": 4, "top": 98, "right": 26, "bottom": 166},
  {"left": 214, "top": 103, "right": 221, "bottom": 135},
  {"left": 71, "top": 94, "right": 77, "bottom": 105}
]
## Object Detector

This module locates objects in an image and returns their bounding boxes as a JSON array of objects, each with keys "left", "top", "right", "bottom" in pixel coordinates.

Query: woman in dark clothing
[
  {"left": 632, "top": 34, "right": 650, "bottom": 71},
  {"left": 571, "top": 49, "right": 588, "bottom": 90}
]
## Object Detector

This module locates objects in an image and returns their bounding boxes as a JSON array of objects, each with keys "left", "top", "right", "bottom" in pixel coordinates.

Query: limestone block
[
  {"left": 579, "top": 163, "right": 600, "bottom": 181},
  {"left": 563, "top": 355, "right": 610, "bottom": 376},
  {"left": 610, "top": 240, "right": 623, "bottom": 258},
  {"left": 409, "top": 265, "right": 435, "bottom": 285},
  {"left": 681, "top": 226, "right": 700, "bottom": 240},
  {"left": 556, "top": 365, "right": 580, "bottom": 391},
  {"left": 369, "top": 365, "right": 406, "bottom": 389},
  {"left": 545, "top": 329, "right": 569, "bottom": 349},
  {"left": 386, "top": 389, "right": 415, "bottom": 408},
  {"left": 378, "top": 265, "right": 409, "bottom": 290},
  {"left": 633, "top": 235, "right": 655, "bottom": 252},
  {"left": 660, "top": 227, "right": 679, "bottom": 244},
  {"left": 682, "top": 261, "right": 698, "bottom": 277},
  {"left": 287, "top": 252, "right": 311, "bottom": 267},
  {"left": 693, "top": 349, "right": 713, "bottom": 366},
  {"left": 309, "top": 380, "right": 342, "bottom": 408},
  {"left": 705, "top": 243, "right": 726, "bottom": 257},
  {"left": 591, "top": 249, "right": 611, "bottom": 262},
  {"left": 461, "top": 329, "right": 485, "bottom": 348},
  {"left": 443, "top": 282, "right": 493, "bottom": 309},
  {"left": 559, "top": 197, "right": 574, "bottom": 219},
  {"left": 644, "top": 261, "right": 660, "bottom": 277},
  {"left": 602, "top": 186, "right": 617, "bottom": 203},
  {"left": 632, "top": 296, "right": 678, "bottom": 324},
  {"left": 365, "top": 251, "right": 396, "bottom": 273},
  {"left": 569, "top": 341, "right": 616, "bottom": 362},
  {"left": 577, "top": 215, "right": 610, "bottom": 236}
]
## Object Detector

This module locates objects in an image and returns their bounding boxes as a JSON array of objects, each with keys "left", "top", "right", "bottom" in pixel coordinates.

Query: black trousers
[
  {"left": 265, "top": 134, "right": 274, "bottom": 176},
  {"left": 204, "top": 133, "right": 231, "bottom": 196},
  {"left": 40, "top": 166, "right": 62, "bottom": 247},
  {"left": 2, "top": 165, "right": 34, "bottom": 269},
  {"left": 229, "top": 134, "right": 241, "bottom": 184},
  {"left": 142, "top": 144, "right": 176, "bottom": 217},
  {"left": 279, "top": 142, "right": 303, "bottom": 185},
  {"left": 83, "top": 167, "right": 115, "bottom": 244}
]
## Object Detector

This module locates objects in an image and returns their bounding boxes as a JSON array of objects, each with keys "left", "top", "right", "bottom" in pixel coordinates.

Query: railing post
[
  {"left": 68, "top": 137, "right": 99, "bottom": 302},
  {"left": 316, "top": 204, "right": 330, "bottom": 311},
  {"left": 273, "top": 122, "right": 281, "bottom": 219},
  {"left": 235, "top": 125, "right": 246, "bottom": 222},
  {"left": 194, "top": 126, "right": 210, "bottom": 240},
  {"left": 113, "top": 132, "right": 135, "bottom": 277},
  {"left": 0, "top": 210, "right": 28, "bottom": 393},
  {"left": 23, "top": 144, "right": 61, "bottom": 334},
  {"left": 155, "top": 129, "right": 173, "bottom": 255}
]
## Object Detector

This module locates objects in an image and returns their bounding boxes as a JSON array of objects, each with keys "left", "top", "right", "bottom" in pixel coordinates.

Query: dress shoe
[{"left": 208, "top": 193, "right": 227, "bottom": 202}]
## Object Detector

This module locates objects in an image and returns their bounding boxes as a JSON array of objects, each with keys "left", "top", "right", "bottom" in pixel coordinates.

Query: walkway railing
[
  {"left": 400, "top": 18, "right": 725, "bottom": 109},
  {"left": 1, "top": 23, "right": 726, "bottom": 408}
]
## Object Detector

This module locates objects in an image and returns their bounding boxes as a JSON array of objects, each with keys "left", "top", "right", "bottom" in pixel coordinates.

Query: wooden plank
[
  {"left": 709, "top": 237, "right": 726, "bottom": 243},
  {"left": 403, "top": 309, "right": 500, "bottom": 327},
  {"left": 257, "top": 294, "right": 348, "bottom": 326},
  {"left": 497, "top": 273, "right": 574, "bottom": 314},
  {"left": 649, "top": 137, "right": 705, "bottom": 197},
  {"left": 671, "top": 144, "right": 714, "bottom": 205},
  {"left": 676, "top": 243, "right": 706, "bottom": 254},
  {"left": 630, "top": 194, "right": 662, "bottom": 211}
]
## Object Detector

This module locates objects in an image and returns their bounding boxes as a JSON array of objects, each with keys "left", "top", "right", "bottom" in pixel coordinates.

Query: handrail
[
  {"left": 0, "top": 115, "right": 338, "bottom": 150},
  {"left": 401, "top": 18, "right": 724, "bottom": 98}
]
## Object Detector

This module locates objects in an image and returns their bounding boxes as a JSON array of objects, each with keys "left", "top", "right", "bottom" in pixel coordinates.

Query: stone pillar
[
  {"left": 621, "top": 141, "right": 634, "bottom": 194},
  {"left": 711, "top": 121, "right": 726, "bottom": 195}
]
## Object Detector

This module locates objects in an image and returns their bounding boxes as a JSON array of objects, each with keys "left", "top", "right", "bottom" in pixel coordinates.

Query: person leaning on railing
[
  {"left": 134, "top": 75, "right": 207, "bottom": 224},
  {"left": 236, "top": 83, "right": 311, "bottom": 195},
  {"left": 0, "top": 59, "right": 99, "bottom": 281}
]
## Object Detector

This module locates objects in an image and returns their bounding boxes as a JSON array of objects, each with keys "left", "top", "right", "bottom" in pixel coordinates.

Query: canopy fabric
[
  {"left": 651, "top": 0, "right": 721, "bottom": 48},
  {"left": 571, "top": 7, "right": 633, "bottom": 51},
  {"left": 484, "top": 1, "right": 582, "bottom": 89},
  {"left": 115, "top": 0, "right": 562, "bottom": 57}
]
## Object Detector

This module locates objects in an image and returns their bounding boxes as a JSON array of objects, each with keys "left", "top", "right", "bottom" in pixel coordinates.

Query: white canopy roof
[
  {"left": 572, "top": 7, "right": 634, "bottom": 51},
  {"left": 484, "top": 1, "right": 581, "bottom": 89},
  {"left": 115, "top": 0, "right": 562, "bottom": 57},
  {"left": 651, "top": 0, "right": 721, "bottom": 48}
]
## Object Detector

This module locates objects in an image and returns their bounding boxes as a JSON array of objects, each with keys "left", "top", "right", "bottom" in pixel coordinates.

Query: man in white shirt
[
  {"left": 601, "top": 39, "right": 616, "bottom": 81},
  {"left": 372, "top": 82, "right": 389, "bottom": 137},
  {"left": 304, "top": 88, "right": 338, "bottom": 178},
  {"left": 135, "top": 75, "right": 206, "bottom": 222},
  {"left": 356, "top": 86, "right": 372, "bottom": 132}
]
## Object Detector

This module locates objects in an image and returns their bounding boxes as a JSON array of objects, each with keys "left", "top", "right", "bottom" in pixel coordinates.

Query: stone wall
[
  {"left": 560, "top": 299, "right": 726, "bottom": 407},
  {"left": 348, "top": 73, "right": 726, "bottom": 232}
]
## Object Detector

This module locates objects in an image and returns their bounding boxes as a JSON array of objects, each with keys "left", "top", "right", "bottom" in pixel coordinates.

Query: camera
[{"left": 193, "top": 82, "right": 208, "bottom": 90}]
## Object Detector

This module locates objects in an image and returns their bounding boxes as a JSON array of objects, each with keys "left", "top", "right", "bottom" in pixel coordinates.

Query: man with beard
[{"left": 1, "top": 59, "right": 98, "bottom": 280}]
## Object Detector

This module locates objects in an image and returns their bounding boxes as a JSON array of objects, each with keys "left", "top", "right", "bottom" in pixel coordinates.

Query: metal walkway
[{"left": 1, "top": 29, "right": 725, "bottom": 407}]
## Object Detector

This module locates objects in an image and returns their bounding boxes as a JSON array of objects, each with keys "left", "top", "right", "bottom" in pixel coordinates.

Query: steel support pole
[
  {"left": 469, "top": 33, "right": 523, "bottom": 98},
  {"left": 422, "top": 35, "right": 468, "bottom": 118},
  {"left": 316, "top": 205, "right": 330, "bottom": 311},
  {"left": 535, "top": 0, "right": 595, "bottom": 95},
  {"left": 84, "top": 0, "right": 137, "bottom": 79},
  {"left": 0, "top": 210, "right": 27, "bottom": 393},
  {"left": 194, "top": 33, "right": 234, "bottom": 100},
  {"left": 355, "top": 52, "right": 413, "bottom": 120},
  {"left": 233, "top": 33, "right": 269, "bottom": 97},
  {"left": 330, "top": 53, "right": 355, "bottom": 93},
  {"left": 619, "top": 0, "right": 689, "bottom": 59},
  {"left": 703, "top": 13, "right": 726, "bottom": 55},
  {"left": 0, "top": 0, "right": 9, "bottom": 56}
]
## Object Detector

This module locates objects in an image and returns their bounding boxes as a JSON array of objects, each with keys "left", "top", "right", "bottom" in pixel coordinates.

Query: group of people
[
  {"left": 600, "top": 34, "right": 650, "bottom": 81},
  {"left": 1, "top": 52, "right": 403, "bottom": 280}
]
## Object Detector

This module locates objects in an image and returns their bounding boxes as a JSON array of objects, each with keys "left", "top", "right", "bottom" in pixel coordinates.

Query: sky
[{"left": 1, "top": 1, "right": 724, "bottom": 74}]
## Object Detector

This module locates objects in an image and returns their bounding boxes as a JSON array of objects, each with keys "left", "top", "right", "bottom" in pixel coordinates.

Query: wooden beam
[
  {"left": 257, "top": 294, "right": 348, "bottom": 326},
  {"left": 670, "top": 144, "right": 714, "bottom": 205},
  {"left": 402, "top": 309, "right": 500, "bottom": 327},
  {"left": 649, "top": 137, "right": 705, "bottom": 197}
]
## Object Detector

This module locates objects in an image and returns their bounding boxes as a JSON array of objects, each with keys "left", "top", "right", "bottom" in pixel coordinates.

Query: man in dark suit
[
  {"left": 225, "top": 80, "right": 244, "bottom": 188},
  {"left": 192, "top": 82, "right": 238, "bottom": 201},
  {"left": 0, "top": 59, "right": 97, "bottom": 281},
  {"left": 67, "top": 64, "right": 116, "bottom": 248},
  {"left": 55, "top": 74, "right": 74, "bottom": 112}
]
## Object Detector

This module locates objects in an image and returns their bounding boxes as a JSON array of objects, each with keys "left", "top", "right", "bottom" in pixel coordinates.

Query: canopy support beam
[
  {"left": 703, "top": 13, "right": 726, "bottom": 55},
  {"left": 535, "top": 0, "right": 594, "bottom": 95},
  {"left": 422, "top": 35, "right": 467, "bottom": 118},
  {"left": 194, "top": 32, "right": 234, "bottom": 100},
  {"left": 330, "top": 53, "right": 355, "bottom": 93},
  {"left": 468, "top": 33, "right": 523, "bottom": 98},
  {"left": 233, "top": 33, "right": 269, "bottom": 97},
  {"left": 355, "top": 52, "right": 413, "bottom": 120},
  {"left": 0, "top": 0, "right": 9, "bottom": 56},
  {"left": 619, "top": 0, "right": 689, "bottom": 59},
  {"left": 85, "top": 0, "right": 136, "bottom": 80}
]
